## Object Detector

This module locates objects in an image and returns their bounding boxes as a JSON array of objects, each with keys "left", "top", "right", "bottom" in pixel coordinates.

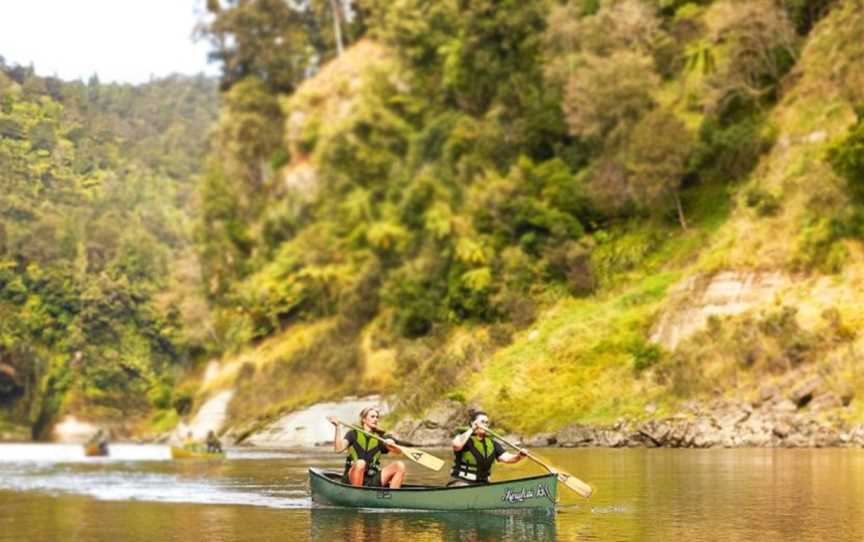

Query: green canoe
[
  {"left": 309, "top": 468, "right": 558, "bottom": 512},
  {"left": 170, "top": 446, "right": 225, "bottom": 460}
]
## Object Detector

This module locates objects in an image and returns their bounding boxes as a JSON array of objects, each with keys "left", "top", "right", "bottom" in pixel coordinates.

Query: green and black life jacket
[
  {"left": 343, "top": 429, "right": 387, "bottom": 476},
  {"left": 451, "top": 435, "right": 497, "bottom": 483}
]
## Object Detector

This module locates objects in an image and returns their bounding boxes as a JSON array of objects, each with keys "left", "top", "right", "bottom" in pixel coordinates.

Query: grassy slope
[{"left": 461, "top": 1, "right": 864, "bottom": 434}]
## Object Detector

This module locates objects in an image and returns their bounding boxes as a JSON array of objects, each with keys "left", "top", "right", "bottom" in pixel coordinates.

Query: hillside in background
[
  {"left": 0, "top": 63, "right": 219, "bottom": 438},
  {"left": 186, "top": 0, "right": 864, "bottom": 440},
  {"left": 5, "top": 0, "right": 864, "bottom": 444}
]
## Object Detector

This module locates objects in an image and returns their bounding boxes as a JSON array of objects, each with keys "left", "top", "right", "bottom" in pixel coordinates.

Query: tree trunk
[
  {"left": 330, "top": 0, "right": 345, "bottom": 56},
  {"left": 674, "top": 191, "right": 688, "bottom": 231}
]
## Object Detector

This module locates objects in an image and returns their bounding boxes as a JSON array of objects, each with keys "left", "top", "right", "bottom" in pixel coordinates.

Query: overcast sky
[{"left": 0, "top": 0, "right": 219, "bottom": 84}]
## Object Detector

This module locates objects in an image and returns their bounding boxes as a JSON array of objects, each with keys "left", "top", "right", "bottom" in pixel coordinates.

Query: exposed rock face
[
  {"left": 172, "top": 389, "right": 235, "bottom": 442},
  {"left": 52, "top": 416, "right": 100, "bottom": 443},
  {"left": 651, "top": 272, "right": 790, "bottom": 349},
  {"left": 242, "top": 396, "right": 387, "bottom": 448},
  {"left": 547, "top": 395, "right": 859, "bottom": 449},
  {"left": 391, "top": 400, "right": 468, "bottom": 447}
]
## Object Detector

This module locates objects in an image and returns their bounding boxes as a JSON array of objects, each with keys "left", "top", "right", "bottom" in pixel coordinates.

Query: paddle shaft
[{"left": 485, "top": 427, "right": 593, "bottom": 498}]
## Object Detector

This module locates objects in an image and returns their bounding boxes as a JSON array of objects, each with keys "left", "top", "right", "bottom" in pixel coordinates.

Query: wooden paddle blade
[
  {"left": 558, "top": 473, "right": 593, "bottom": 498},
  {"left": 399, "top": 445, "right": 446, "bottom": 471}
]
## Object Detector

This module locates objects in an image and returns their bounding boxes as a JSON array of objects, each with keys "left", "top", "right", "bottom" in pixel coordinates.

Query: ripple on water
[{"left": 0, "top": 443, "right": 312, "bottom": 509}]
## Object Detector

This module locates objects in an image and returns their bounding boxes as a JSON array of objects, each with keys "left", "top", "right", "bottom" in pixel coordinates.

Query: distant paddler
[
  {"left": 206, "top": 430, "right": 223, "bottom": 454},
  {"left": 182, "top": 431, "right": 199, "bottom": 451},
  {"left": 84, "top": 429, "right": 109, "bottom": 457},
  {"left": 448, "top": 411, "right": 526, "bottom": 486},
  {"left": 327, "top": 407, "right": 407, "bottom": 488}
]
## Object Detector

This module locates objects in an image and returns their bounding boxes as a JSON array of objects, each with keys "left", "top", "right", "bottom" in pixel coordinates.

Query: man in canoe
[
  {"left": 449, "top": 411, "right": 526, "bottom": 486},
  {"left": 85, "top": 429, "right": 109, "bottom": 456},
  {"left": 206, "top": 430, "right": 223, "bottom": 454},
  {"left": 327, "top": 407, "right": 406, "bottom": 489}
]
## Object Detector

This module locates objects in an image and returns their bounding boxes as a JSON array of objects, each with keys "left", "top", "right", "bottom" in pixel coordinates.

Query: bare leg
[
  {"left": 348, "top": 460, "right": 367, "bottom": 487},
  {"left": 381, "top": 461, "right": 406, "bottom": 489}
]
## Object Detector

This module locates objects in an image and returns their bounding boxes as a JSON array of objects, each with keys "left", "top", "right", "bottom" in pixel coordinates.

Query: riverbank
[
  {"left": 229, "top": 383, "right": 864, "bottom": 450},
  {"left": 385, "top": 395, "right": 864, "bottom": 450}
]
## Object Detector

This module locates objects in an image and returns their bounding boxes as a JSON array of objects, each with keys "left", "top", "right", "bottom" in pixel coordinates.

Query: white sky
[{"left": 0, "top": 0, "right": 219, "bottom": 84}]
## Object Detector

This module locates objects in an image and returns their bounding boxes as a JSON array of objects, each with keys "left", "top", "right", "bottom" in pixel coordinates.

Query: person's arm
[
  {"left": 494, "top": 439, "right": 527, "bottom": 464},
  {"left": 383, "top": 437, "right": 401, "bottom": 455},
  {"left": 327, "top": 416, "right": 349, "bottom": 453},
  {"left": 452, "top": 421, "right": 480, "bottom": 451},
  {"left": 497, "top": 450, "right": 527, "bottom": 464}
]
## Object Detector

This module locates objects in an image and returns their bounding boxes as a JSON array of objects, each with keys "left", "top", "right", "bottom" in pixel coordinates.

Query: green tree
[
  {"left": 625, "top": 108, "right": 695, "bottom": 228},
  {"left": 198, "top": 0, "right": 312, "bottom": 93}
]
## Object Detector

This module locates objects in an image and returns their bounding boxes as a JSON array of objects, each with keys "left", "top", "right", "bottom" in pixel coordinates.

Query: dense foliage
[
  {"left": 191, "top": 0, "right": 839, "bottom": 415},
  {"left": 5, "top": 0, "right": 860, "bottom": 435},
  {"left": 0, "top": 63, "right": 218, "bottom": 435}
]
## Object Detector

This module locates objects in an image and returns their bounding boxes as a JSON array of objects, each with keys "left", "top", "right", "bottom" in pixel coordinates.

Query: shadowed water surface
[{"left": 0, "top": 444, "right": 862, "bottom": 541}]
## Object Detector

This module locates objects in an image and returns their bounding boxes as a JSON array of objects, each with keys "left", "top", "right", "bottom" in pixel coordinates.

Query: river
[{"left": 0, "top": 444, "right": 861, "bottom": 541}]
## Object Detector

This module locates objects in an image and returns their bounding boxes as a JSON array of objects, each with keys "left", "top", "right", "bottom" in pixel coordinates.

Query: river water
[{"left": 0, "top": 444, "right": 861, "bottom": 541}]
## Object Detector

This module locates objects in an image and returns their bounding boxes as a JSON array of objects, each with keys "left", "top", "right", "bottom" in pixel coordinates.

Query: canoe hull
[
  {"left": 309, "top": 468, "right": 557, "bottom": 512},
  {"left": 170, "top": 446, "right": 225, "bottom": 460}
]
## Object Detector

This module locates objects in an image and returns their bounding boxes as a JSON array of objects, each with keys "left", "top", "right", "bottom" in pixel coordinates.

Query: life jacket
[
  {"left": 343, "top": 430, "right": 386, "bottom": 476},
  {"left": 451, "top": 435, "right": 497, "bottom": 483}
]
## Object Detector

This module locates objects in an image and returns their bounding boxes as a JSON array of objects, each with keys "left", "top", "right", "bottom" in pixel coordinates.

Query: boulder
[
  {"left": 757, "top": 384, "right": 781, "bottom": 406},
  {"left": 772, "top": 399, "right": 798, "bottom": 414},
  {"left": 557, "top": 424, "right": 596, "bottom": 447},
  {"left": 808, "top": 393, "right": 843, "bottom": 412},
  {"left": 523, "top": 432, "right": 558, "bottom": 447},
  {"left": 772, "top": 421, "right": 793, "bottom": 439},
  {"left": 790, "top": 377, "right": 822, "bottom": 407},
  {"left": 714, "top": 407, "right": 750, "bottom": 430},
  {"left": 638, "top": 421, "right": 672, "bottom": 446},
  {"left": 423, "top": 400, "right": 467, "bottom": 429}
]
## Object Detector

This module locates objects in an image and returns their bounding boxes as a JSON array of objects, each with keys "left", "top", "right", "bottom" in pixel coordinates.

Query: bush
[
  {"left": 793, "top": 216, "right": 849, "bottom": 273},
  {"left": 630, "top": 338, "right": 662, "bottom": 373},
  {"left": 543, "top": 240, "right": 596, "bottom": 296},
  {"left": 692, "top": 117, "right": 774, "bottom": 183},
  {"left": 745, "top": 188, "right": 782, "bottom": 216},
  {"left": 827, "top": 106, "right": 864, "bottom": 200}
]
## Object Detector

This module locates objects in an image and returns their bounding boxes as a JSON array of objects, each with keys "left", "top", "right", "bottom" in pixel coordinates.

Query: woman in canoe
[
  {"left": 449, "top": 411, "right": 526, "bottom": 486},
  {"left": 327, "top": 407, "right": 406, "bottom": 489}
]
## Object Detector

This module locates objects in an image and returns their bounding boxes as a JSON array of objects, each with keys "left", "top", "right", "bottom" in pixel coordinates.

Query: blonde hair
[{"left": 358, "top": 406, "right": 380, "bottom": 424}]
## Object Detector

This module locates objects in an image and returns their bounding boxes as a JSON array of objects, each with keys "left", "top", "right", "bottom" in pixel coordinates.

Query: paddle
[
  {"left": 334, "top": 419, "right": 445, "bottom": 472},
  {"left": 485, "top": 427, "right": 594, "bottom": 498}
]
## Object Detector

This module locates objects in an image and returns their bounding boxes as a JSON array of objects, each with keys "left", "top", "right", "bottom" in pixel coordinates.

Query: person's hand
[
  {"left": 518, "top": 448, "right": 529, "bottom": 457},
  {"left": 384, "top": 438, "right": 396, "bottom": 447},
  {"left": 326, "top": 416, "right": 339, "bottom": 426}
]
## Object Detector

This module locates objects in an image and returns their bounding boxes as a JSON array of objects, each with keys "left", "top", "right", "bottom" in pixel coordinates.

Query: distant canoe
[
  {"left": 170, "top": 446, "right": 225, "bottom": 460},
  {"left": 309, "top": 468, "right": 558, "bottom": 512},
  {"left": 84, "top": 443, "right": 108, "bottom": 457}
]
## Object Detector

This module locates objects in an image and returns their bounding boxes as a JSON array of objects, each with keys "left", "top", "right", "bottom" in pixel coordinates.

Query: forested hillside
[
  {"left": 187, "top": 0, "right": 864, "bottom": 437},
  {"left": 5, "top": 0, "right": 864, "bottom": 441},
  {"left": 0, "top": 62, "right": 218, "bottom": 438}
]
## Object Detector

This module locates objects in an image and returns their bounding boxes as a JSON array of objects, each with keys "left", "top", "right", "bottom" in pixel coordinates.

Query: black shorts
[{"left": 341, "top": 467, "right": 382, "bottom": 487}]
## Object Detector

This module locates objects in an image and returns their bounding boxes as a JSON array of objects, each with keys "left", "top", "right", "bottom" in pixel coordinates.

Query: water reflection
[{"left": 309, "top": 508, "right": 556, "bottom": 542}]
